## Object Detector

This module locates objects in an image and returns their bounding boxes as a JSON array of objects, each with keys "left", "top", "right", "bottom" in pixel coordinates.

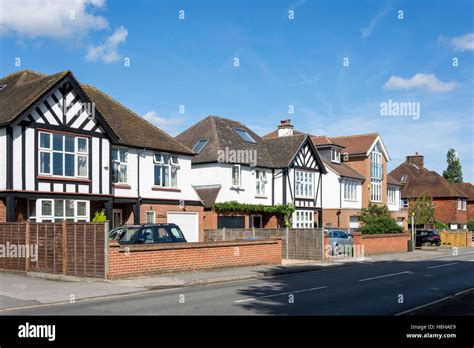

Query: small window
[
  {"left": 192, "top": 139, "right": 209, "bottom": 153},
  {"left": 170, "top": 155, "right": 179, "bottom": 166},
  {"left": 401, "top": 175, "right": 408, "bottom": 183},
  {"left": 146, "top": 211, "right": 156, "bottom": 224},
  {"left": 154, "top": 154, "right": 163, "bottom": 163},
  {"left": 231, "top": 164, "right": 241, "bottom": 187},
  {"left": 331, "top": 148, "right": 341, "bottom": 163},
  {"left": 234, "top": 128, "right": 256, "bottom": 143}
]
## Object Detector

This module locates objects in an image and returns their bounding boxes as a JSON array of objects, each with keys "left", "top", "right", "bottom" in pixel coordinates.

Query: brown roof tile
[
  {"left": 193, "top": 185, "right": 221, "bottom": 208},
  {"left": 322, "top": 158, "right": 365, "bottom": 181},
  {"left": 453, "top": 183, "right": 474, "bottom": 201},
  {"left": 329, "top": 133, "right": 379, "bottom": 156}
]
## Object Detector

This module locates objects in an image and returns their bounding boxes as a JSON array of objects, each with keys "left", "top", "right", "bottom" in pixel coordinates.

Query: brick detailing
[{"left": 107, "top": 239, "right": 282, "bottom": 279}]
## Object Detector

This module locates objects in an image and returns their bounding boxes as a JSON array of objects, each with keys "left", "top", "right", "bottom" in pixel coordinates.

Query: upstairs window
[
  {"left": 112, "top": 147, "right": 128, "bottom": 184},
  {"left": 234, "top": 128, "right": 257, "bottom": 143},
  {"left": 295, "top": 170, "right": 314, "bottom": 198},
  {"left": 370, "top": 178, "right": 382, "bottom": 202},
  {"left": 343, "top": 180, "right": 357, "bottom": 201},
  {"left": 255, "top": 169, "right": 267, "bottom": 196},
  {"left": 231, "top": 165, "right": 241, "bottom": 187},
  {"left": 370, "top": 148, "right": 383, "bottom": 179},
  {"left": 401, "top": 175, "right": 408, "bottom": 183},
  {"left": 388, "top": 187, "right": 397, "bottom": 204},
  {"left": 331, "top": 148, "right": 341, "bottom": 163},
  {"left": 457, "top": 199, "right": 467, "bottom": 211},
  {"left": 154, "top": 153, "right": 179, "bottom": 188},
  {"left": 192, "top": 139, "right": 209, "bottom": 153},
  {"left": 38, "top": 131, "right": 88, "bottom": 178}
]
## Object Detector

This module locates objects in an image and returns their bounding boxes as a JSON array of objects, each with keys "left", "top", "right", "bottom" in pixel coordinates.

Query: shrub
[
  {"left": 435, "top": 220, "right": 449, "bottom": 230},
  {"left": 92, "top": 210, "right": 107, "bottom": 222},
  {"left": 359, "top": 216, "right": 404, "bottom": 235},
  {"left": 468, "top": 220, "right": 474, "bottom": 232}
]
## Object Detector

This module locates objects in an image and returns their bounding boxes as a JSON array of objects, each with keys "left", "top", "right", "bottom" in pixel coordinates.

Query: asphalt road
[{"left": 2, "top": 251, "right": 474, "bottom": 315}]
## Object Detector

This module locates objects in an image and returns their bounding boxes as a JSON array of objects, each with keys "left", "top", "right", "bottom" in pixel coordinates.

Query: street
[{"left": 2, "top": 250, "right": 474, "bottom": 315}]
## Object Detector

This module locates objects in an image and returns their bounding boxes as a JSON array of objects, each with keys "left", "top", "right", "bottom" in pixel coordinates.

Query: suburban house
[
  {"left": 453, "top": 183, "right": 474, "bottom": 222},
  {"left": 264, "top": 121, "right": 407, "bottom": 230},
  {"left": 175, "top": 116, "right": 327, "bottom": 229},
  {"left": 0, "top": 70, "right": 204, "bottom": 242},
  {"left": 389, "top": 153, "right": 468, "bottom": 230}
]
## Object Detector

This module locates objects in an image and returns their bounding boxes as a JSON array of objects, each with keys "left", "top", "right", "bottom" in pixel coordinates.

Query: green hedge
[
  {"left": 435, "top": 220, "right": 449, "bottom": 230},
  {"left": 359, "top": 216, "right": 404, "bottom": 234},
  {"left": 212, "top": 201, "right": 295, "bottom": 215},
  {"left": 468, "top": 220, "right": 474, "bottom": 232}
]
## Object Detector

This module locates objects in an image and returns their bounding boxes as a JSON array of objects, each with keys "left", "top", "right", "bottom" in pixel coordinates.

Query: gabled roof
[
  {"left": 322, "top": 158, "right": 365, "bottom": 181},
  {"left": 0, "top": 70, "right": 193, "bottom": 155},
  {"left": 193, "top": 185, "right": 221, "bottom": 208},
  {"left": 329, "top": 133, "right": 390, "bottom": 161},
  {"left": 387, "top": 174, "right": 402, "bottom": 186},
  {"left": 389, "top": 161, "right": 468, "bottom": 199},
  {"left": 453, "top": 183, "right": 474, "bottom": 202}
]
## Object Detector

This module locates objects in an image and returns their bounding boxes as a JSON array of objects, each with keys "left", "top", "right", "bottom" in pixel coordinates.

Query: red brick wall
[
  {"left": 0, "top": 199, "right": 5, "bottom": 223},
  {"left": 108, "top": 239, "right": 282, "bottom": 279},
  {"left": 467, "top": 202, "right": 474, "bottom": 221},
  {"left": 353, "top": 232, "right": 410, "bottom": 255},
  {"left": 433, "top": 198, "right": 467, "bottom": 225}
]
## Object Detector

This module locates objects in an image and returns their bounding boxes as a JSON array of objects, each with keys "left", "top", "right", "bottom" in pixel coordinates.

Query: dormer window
[
  {"left": 192, "top": 139, "right": 208, "bottom": 153},
  {"left": 401, "top": 175, "right": 408, "bottom": 183},
  {"left": 234, "top": 128, "right": 257, "bottom": 143},
  {"left": 331, "top": 148, "right": 341, "bottom": 163}
]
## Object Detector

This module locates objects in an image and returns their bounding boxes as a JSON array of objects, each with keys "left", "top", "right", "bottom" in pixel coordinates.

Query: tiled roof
[
  {"left": 193, "top": 185, "right": 221, "bottom": 208},
  {"left": 453, "top": 183, "right": 474, "bottom": 201},
  {"left": 328, "top": 133, "right": 379, "bottom": 156},
  {"left": 322, "top": 158, "right": 365, "bottom": 181}
]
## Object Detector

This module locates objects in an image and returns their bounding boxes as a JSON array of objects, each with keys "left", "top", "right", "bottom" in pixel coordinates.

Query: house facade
[
  {"left": 264, "top": 123, "right": 407, "bottom": 230},
  {"left": 0, "top": 70, "right": 204, "bottom": 242},
  {"left": 175, "top": 116, "right": 327, "bottom": 229},
  {"left": 389, "top": 153, "right": 468, "bottom": 230}
]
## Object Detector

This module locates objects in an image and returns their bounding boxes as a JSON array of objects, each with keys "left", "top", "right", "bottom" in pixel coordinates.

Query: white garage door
[{"left": 167, "top": 212, "right": 199, "bottom": 242}]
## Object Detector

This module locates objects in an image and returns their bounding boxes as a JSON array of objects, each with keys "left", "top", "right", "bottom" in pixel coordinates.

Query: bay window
[
  {"left": 112, "top": 147, "right": 128, "bottom": 184},
  {"left": 154, "top": 153, "right": 179, "bottom": 188},
  {"left": 29, "top": 199, "right": 89, "bottom": 222},
  {"left": 295, "top": 170, "right": 314, "bottom": 198},
  {"left": 255, "top": 169, "right": 267, "bottom": 196},
  {"left": 39, "top": 131, "right": 88, "bottom": 178},
  {"left": 388, "top": 186, "right": 397, "bottom": 204},
  {"left": 343, "top": 180, "right": 357, "bottom": 201}
]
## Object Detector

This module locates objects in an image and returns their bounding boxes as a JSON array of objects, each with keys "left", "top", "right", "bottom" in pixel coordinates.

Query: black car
[
  {"left": 415, "top": 230, "right": 441, "bottom": 247},
  {"left": 108, "top": 224, "right": 187, "bottom": 244}
]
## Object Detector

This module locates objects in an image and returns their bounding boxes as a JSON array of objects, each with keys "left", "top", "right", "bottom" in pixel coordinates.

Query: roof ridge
[{"left": 330, "top": 132, "right": 379, "bottom": 139}]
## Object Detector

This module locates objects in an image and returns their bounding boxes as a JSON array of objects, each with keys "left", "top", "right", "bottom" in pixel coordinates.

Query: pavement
[{"left": 0, "top": 247, "right": 473, "bottom": 315}]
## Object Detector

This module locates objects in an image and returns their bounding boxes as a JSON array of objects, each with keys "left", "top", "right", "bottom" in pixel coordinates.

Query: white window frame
[
  {"left": 343, "top": 180, "right": 357, "bottom": 201},
  {"left": 112, "top": 147, "right": 128, "bottom": 184},
  {"left": 387, "top": 186, "right": 397, "bottom": 204},
  {"left": 457, "top": 199, "right": 462, "bottom": 210},
  {"left": 38, "top": 131, "right": 89, "bottom": 178},
  {"left": 146, "top": 210, "right": 156, "bottom": 224},
  {"left": 293, "top": 210, "right": 314, "bottom": 228},
  {"left": 371, "top": 178, "right": 382, "bottom": 202},
  {"left": 250, "top": 214, "right": 263, "bottom": 228},
  {"left": 331, "top": 148, "right": 341, "bottom": 163},
  {"left": 463, "top": 199, "right": 467, "bottom": 211},
  {"left": 154, "top": 153, "right": 179, "bottom": 188},
  {"left": 231, "top": 164, "right": 241, "bottom": 188},
  {"left": 295, "top": 170, "right": 314, "bottom": 198},
  {"left": 33, "top": 199, "right": 89, "bottom": 222},
  {"left": 255, "top": 169, "right": 267, "bottom": 196},
  {"left": 370, "top": 147, "right": 383, "bottom": 179}
]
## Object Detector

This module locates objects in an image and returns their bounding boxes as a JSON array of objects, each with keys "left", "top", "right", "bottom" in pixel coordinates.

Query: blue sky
[{"left": 1, "top": 0, "right": 473, "bottom": 181}]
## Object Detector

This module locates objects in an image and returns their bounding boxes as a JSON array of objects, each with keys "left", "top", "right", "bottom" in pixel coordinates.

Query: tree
[
  {"left": 443, "top": 148, "right": 463, "bottom": 183},
  {"left": 409, "top": 194, "right": 435, "bottom": 226},
  {"left": 358, "top": 203, "right": 403, "bottom": 234},
  {"left": 358, "top": 203, "right": 391, "bottom": 224}
]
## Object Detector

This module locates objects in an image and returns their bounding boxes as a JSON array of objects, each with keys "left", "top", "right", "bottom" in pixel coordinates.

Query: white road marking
[
  {"left": 234, "top": 286, "right": 328, "bottom": 303},
  {"left": 427, "top": 262, "right": 459, "bottom": 269},
  {"left": 358, "top": 271, "right": 413, "bottom": 282}
]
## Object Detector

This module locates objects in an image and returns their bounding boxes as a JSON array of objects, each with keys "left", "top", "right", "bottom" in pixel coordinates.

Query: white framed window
[
  {"left": 457, "top": 199, "right": 467, "bottom": 211},
  {"left": 38, "top": 131, "right": 89, "bottom": 178},
  {"left": 371, "top": 179, "right": 382, "bottom": 202},
  {"left": 231, "top": 164, "right": 241, "bottom": 187},
  {"left": 146, "top": 210, "right": 156, "bottom": 224},
  {"left": 32, "top": 199, "right": 89, "bottom": 222},
  {"left": 331, "top": 148, "right": 341, "bottom": 163},
  {"left": 255, "top": 169, "right": 267, "bottom": 196},
  {"left": 293, "top": 210, "right": 314, "bottom": 228},
  {"left": 463, "top": 199, "right": 467, "bottom": 210},
  {"left": 388, "top": 186, "right": 397, "bottom": 204},
  {"left": 370, "top": 148, "right": 383, "bottom": 179},
  {"left": 295, "top": 170, "right": 314, "bottom": 198},
  {"left": 112, "top": 147, "right": 128, "bottom": 184},
  {"left": 401, "top": 199, "right": 409, "bottom": 209},
  {"left": 343, "top": 180, "right": 357, "bottom": 201},
  {"left": 154, "top": 153, "right": 179, "bottom": 188}
]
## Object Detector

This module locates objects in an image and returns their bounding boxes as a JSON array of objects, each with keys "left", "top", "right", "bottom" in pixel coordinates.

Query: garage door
[{"left": 167, "top": 212, "right": 199, "bottom": 242}]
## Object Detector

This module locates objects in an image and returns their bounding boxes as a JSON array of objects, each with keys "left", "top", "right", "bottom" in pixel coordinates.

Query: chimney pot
[{"left": 277, "top": 119, "right": 294, "bottom": 137}]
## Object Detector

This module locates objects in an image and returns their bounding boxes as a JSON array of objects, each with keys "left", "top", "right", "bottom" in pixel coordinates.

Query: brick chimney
[
  {"left": 277, "top": 119, "right": 294, "bottom": 137},
  {"left": 406, "top": 152, "right": 424, "bottom": 168}
]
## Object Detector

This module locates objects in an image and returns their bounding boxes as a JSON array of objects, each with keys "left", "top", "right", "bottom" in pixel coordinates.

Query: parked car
[
  {"left": 415, "top": 230, "right": 441, "bottom": 247},
  {"left": 327, "top": 230, "right": 353, "bottom": 255},
  {"left": 108, "top": 224, "right": 187, "bottom": 244}
]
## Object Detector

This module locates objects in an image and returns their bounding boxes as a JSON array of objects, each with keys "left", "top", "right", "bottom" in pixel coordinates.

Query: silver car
[{"left": 328, "top": 230, "right": 353, "bottom": 255}]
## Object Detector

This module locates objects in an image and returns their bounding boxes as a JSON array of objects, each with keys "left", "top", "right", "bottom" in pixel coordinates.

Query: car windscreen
[
  {"left": 117, "top": 227, "right": 141, "bottom": 242},
  {"left": 169, "top": 226, "right": 186, "bottom": 241}
]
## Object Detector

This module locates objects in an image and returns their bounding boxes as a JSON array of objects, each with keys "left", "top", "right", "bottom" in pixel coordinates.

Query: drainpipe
[{"left": 135, "top": 148, "right": 146, "bottom": 224}]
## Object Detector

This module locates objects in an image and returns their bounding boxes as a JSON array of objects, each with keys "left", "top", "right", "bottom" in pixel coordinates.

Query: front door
[
  {"left": 250, "top": 214, "right": 262, "bottom": 228},
  {"left": 113, "top": 209, "right": 123, "bottom": 228}
]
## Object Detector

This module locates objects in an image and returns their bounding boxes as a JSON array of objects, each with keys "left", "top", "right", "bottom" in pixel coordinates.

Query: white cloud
[
  {"left": 0, "top": 0, "right": 108, "bottom": 39},
  {"left": 85, "top": 26, "right": 128, "bottom": 63},
  {"left": 142, "top": 111, "right": 184, "bottom": 133},
  {"left": 449, "top": 32, "right": 474, "bottom": 52},
  {"left": 384, "top": 74, "right": 458, "bottom": 92},
  {"left": 360, "top": 7, "right": 389, "bottom": 39}
]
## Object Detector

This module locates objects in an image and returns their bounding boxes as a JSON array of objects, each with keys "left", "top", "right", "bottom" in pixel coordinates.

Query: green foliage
[
  {"left": 467, "top": 220, "right": 474, "bottom": 232},
  {"left": 358, "top": 203, "right": 391, "bottom": 224},
  {"left": 409, "top": 194, "right": 435, "bottom": 225},
  {"left": 92, "top": 210, "right": 107, "bottom": 222},
  {"left": 443, "top": 148, "right": 463, "bottom": 184},
  {"left": 359, "top": 216, "right": 404, "bottom": 234},
  {"left": 212, "top": 201, "right": 295, "bottom": 216},
  {"left": 435, "top": 220, "right": 449, "bottom": 230}
]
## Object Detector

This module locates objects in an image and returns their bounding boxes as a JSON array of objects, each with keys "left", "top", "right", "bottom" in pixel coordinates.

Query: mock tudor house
[
  {"left": 175, "top": 116, "right": 327, "bottom": 229},
  {"left": 0, "top": 70, "right": 204, "bottom": 242},
  {"left": 389, "top": 153, "right": 468, "bottom": 230},
  {"left": 264, "top": 121, "right": 407, "bottom": 230}
]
